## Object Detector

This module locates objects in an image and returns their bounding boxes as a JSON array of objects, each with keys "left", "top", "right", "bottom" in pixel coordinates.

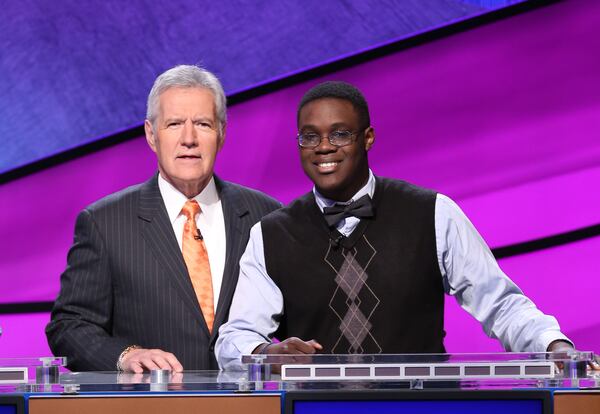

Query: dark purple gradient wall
[{"left": 1, "top": 0, "right": 599, "bottom": 357}]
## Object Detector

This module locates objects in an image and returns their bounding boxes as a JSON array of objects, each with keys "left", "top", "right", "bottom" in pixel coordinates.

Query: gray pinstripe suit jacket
[{"left": 46, "top": 174, "right": 280, "bottom": 371}]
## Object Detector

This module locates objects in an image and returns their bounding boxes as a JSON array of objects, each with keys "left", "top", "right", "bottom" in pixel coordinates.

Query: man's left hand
[{"left": 547, "top": 340, "right": 600, "bottom": 371}]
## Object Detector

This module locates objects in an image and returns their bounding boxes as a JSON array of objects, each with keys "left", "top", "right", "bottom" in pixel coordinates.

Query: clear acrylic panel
[{"left": 0, "top": 353, "right": 598, "bottom": 394}]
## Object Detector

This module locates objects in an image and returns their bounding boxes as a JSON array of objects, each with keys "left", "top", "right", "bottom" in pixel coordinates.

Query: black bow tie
[{"left": 322, "top": 195, "right": 374, "bottom": 227}]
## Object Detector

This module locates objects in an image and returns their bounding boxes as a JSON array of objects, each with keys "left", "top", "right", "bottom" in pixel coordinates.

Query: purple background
[{"left": 1, "top": 0, "right": 599, "bottom": 357}]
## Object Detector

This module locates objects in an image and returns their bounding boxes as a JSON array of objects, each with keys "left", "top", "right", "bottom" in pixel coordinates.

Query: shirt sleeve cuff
[
  {"left": 538, "top": 330, "right": 573, "bottom": 352},
  {"left": 241, "top": 340, "right": 269, "bottom": 357}
]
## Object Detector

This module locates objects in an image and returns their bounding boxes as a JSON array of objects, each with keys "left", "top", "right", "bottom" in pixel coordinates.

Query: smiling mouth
[{"left": 315, "top": 161, "right": 340, "bottom": 172}]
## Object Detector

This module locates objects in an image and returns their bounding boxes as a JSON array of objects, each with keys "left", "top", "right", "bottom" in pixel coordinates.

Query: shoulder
[
  {"left": 217, "top": 178, "right": 281, "bottom": 212},
  {"left": 85, "top": 181, "right": 146, "bottom": 216},
  {"left": 261, "top": 192, "right": 313, "bottom": 225},
  {"left": 434, "top": 193, "right": 471, "bottom": 226},
  {"left": 375, "top": 176, "right": 437, "bottom": 203},
  {"left": 70, "top": 179, "right": 149, "bottom": 236}
]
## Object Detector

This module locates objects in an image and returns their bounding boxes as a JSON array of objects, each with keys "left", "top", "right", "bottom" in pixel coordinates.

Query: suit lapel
[
  {"left": 138, "top": 175, "right": 209, "bottom": 335},
  {"left": 212, "top": 177, "right": 249, "bottom": 338}
]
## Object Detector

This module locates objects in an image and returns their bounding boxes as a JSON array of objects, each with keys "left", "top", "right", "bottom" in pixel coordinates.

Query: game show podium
[{"left": 1, "top": 352, "right": 598, "bottom": 414}]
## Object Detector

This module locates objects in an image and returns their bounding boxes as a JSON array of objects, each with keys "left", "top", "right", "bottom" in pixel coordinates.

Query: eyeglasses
[{"left": 297, "top": 130, "right": 359, "bottom": 149}]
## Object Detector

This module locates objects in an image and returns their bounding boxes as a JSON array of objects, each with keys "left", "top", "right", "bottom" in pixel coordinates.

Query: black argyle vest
[{"left": 261, "top": 177, "right": 446, "bottom": 354}]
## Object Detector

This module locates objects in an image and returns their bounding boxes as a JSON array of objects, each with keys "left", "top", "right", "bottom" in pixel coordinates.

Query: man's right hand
[
  {"left": 120, "top": 348, "right": 184, "bottom": 373},
  {"left": 254, "top": 337, "right": 323, "bottom": 355}
]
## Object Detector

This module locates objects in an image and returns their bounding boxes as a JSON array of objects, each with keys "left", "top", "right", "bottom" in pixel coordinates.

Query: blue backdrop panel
[
  {"left": 0, "top": 0, "right": 493, "bottom": 173},
  {"left": 293, "top": 399, "right": 543, "bottom": 414}
]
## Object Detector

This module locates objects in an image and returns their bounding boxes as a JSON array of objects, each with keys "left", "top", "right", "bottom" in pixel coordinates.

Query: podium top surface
[{"left": 1, "top": 352, "right": 598, "bottom": 394}]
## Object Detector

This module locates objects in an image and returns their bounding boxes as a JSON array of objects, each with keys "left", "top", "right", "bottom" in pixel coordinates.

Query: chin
[
  {"left": 178, "top": 169, "right": 208, "bottom": 181},
  {"left": 315, "top": 183, "right": 343, "bottom": 199}
]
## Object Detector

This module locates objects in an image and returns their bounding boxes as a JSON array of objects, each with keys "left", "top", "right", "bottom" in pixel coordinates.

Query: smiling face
[
  {"left": 145, "top": 87, "right": 225, "bottom": 198},
  {"left": 298, "top": 98, "right": 375, "bottom": 201}
]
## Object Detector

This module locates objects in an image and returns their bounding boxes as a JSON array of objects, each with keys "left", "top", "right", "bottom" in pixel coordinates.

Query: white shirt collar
[
  {"left": 313, "top": 169, "right": 376, "bottom": 212},
  {"left": 158, "top": 174, "right": 220, "bottom": 223}
]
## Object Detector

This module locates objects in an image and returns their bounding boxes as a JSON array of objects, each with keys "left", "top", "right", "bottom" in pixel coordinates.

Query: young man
[{"left": 216, "top": 81, "right": 580, "bottom": 370}]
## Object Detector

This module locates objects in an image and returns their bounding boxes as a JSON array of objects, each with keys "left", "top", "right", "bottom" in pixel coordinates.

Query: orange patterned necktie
[{"left": 181, "top": 200, "right": 215, "bottom": 333}]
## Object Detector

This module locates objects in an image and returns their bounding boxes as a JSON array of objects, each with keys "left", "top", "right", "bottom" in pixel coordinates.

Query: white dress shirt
[
  {"left": 216, "top": 171, "right": 570, "bottom": 370},
  {"left": 158, "top": 174, "right": 226, "bottom": 307}
]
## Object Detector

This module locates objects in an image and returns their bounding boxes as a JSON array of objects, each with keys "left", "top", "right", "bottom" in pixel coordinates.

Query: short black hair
[{"left": 297, "top": 81, "right": 370, "bottom": 129}]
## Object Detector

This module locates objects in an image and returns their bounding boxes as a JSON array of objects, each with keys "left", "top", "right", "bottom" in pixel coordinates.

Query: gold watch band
[{"left": 116, "top": 345, "right": 140, "bottom": 371}]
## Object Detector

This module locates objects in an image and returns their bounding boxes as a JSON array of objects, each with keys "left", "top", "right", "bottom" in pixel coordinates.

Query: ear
[
  {"left": 217, "top": 123, "right": 227, "bottom": 151},
  {"left": 145, "top": 120, "right": 157, "bottom": 153},
  {"left": 363, "top": 127, "right": 375, "bottom": 151}
]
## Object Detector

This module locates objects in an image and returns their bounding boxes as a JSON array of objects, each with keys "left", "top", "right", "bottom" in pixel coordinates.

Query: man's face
[
  {"left": 145, "top": 87, "right": 224, "bottom": 198},
  {"left": 298, "top": 98, "right": 374, "bottom": 201}
]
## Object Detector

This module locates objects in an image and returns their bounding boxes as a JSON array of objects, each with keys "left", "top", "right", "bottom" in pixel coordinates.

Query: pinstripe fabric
[{"left": 46, "top": 174, "right": 280, "bottom": 371}]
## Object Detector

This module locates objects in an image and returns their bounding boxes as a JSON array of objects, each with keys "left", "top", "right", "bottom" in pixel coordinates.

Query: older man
[
  {"left": 46, "top": 65, "right": 280, "bottom": 372},
  {"left": 216, "top": 81, "right": 591, "bottom": 370}
]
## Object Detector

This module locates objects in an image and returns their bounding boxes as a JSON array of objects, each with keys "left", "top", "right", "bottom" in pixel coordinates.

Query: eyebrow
[
  {"left": 192, "top": 116, "right": 215, "bottom": 123},
  {"left": 299, "top": 122, "right": 351, "bottom": 132},
  {"left": 163, "top": 117, "right": 184, "bottom": 124},
  {"left": 329, "top": 122, "right": 352, "bottom": 129},
  {"left": 162, "top": 116, "right": 215, "bottom": 124}
]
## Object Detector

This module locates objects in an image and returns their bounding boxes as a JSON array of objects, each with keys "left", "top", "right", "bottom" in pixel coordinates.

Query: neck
[
  {"left": 161, "top": 174, "right": 211, "bottom": 199},
  {"left": 179, "top": 183, "right": 208, "bottom": 199},
  {"left": 318, "top": 168, "right": 370, "bottom": 202}
]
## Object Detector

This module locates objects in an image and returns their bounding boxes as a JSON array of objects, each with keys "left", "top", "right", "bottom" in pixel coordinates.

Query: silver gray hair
[{"left": 146, "top": 65, "right": 227, "bottom": 135}]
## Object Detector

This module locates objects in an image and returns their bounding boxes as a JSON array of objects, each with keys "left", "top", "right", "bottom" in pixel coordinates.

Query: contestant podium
[{"left": 1, "top": 352, "right": 599, "bottom": 413}]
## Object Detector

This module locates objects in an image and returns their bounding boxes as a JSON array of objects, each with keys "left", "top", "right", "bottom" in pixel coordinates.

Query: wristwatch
[{"left": 116, "top": 345, "right": 140, "bottom": 371}]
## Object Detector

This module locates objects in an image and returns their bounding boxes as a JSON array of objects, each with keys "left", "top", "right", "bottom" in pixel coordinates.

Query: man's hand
[
  {"left": 547, "top": 340, "right": 575, "bottom": 353},
  {"left": 547, "top": 340, "right": 600, "bottom": 371},
  {"left": 254, "top": 337, "right": 323, "bottom": 355},
  {"left": 252, "top": 338, "right": 322, "bottom": 375},
  {"left": 120, "top": 348, "right": 184, "bottom": 373},
  {"left": 591, "top": 356, "right": 600, "bottom": 371}
]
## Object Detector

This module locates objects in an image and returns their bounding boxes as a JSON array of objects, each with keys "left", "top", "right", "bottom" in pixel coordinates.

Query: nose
[
  {"left": 314, "top": 133, "right": 337, "bottom": 154},
  {"left": 180, "top": 119, "right": 197, "bottom": 147}
]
